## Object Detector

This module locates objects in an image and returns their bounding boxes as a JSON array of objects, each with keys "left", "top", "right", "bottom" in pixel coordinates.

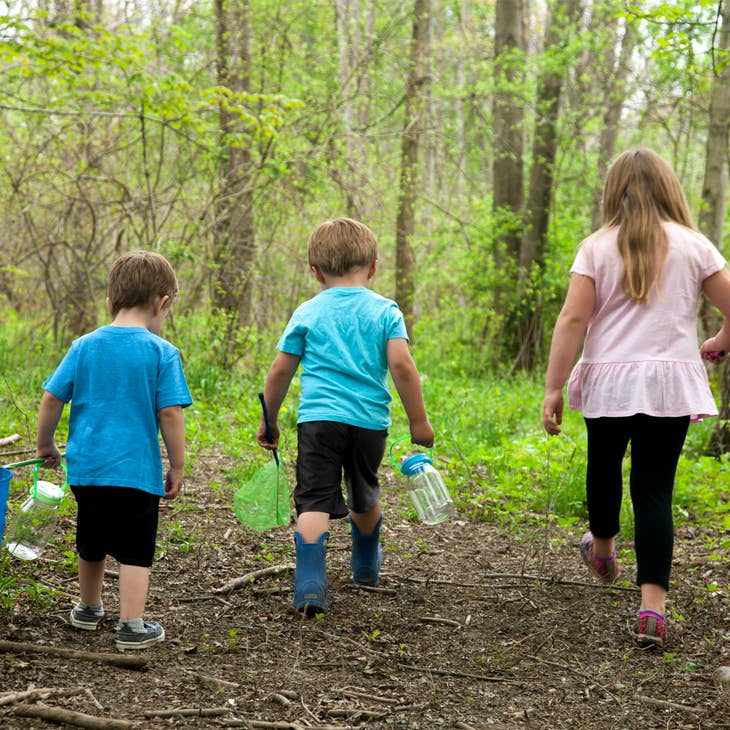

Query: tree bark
[
  {"left": 213, "top": 0, "right": 255, "bottom": 339},
  {"left": 514, "top": 0, "right": 581, "bottom": 370},
  {"left": 704, "top": 1, "right": 730, "bottom": 455},
  {"left": 492, "top": 0, "right": 525, "bottom": 262},
  {"left": 590, "top": 13, "right": 636, "bottom": 231},
  {"left": 395, "top": 0, "right": 430, "bottom": 339}
]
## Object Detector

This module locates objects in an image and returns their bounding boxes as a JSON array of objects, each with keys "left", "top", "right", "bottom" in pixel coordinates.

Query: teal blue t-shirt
[
  {"left": 277, "top": 287, "right": 408, "bottom": 430},
  {"left": 43, "top": 326, "right": 193, "bottom": 496}
]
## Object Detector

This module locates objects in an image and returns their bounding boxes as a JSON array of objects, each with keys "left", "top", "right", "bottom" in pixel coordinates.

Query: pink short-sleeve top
[{"left": 567, "top": 221, "right": 725, "bottom": 420}]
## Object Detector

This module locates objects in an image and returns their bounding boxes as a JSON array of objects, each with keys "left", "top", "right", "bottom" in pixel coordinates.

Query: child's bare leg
[
  {"left": 349, "top": 501, "right": 382, "bottom": 534},
  {"left": 297, "top": 511, "right": 330, "bottom": 542},
  {"left": 640, "top": 582, "right": 667, "bottom": 615},
  {"left": 78, "top": 557, "right": 105, "bottom": 605},
  {"left": 118, "top": 564, "right": 151, "bottom": 621},
  {"left": 591, "top": 535, "right": 615, "bottom": 559}
]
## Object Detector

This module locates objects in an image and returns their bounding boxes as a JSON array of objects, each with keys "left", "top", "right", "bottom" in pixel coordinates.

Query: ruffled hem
[{"left": 567, "top": 360, "right": 718, "bottom": 422}]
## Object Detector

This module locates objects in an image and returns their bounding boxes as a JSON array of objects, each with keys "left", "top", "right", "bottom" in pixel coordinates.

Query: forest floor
[{"left": 1, "top": 452, "right": 729, "bottom": 730}]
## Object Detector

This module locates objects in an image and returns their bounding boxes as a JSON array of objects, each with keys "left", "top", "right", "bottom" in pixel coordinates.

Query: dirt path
[{"left": 1, "top": 454, "right": 729, "bottom": 729}]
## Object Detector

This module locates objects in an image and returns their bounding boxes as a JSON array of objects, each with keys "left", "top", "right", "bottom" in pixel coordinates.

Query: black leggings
[{"left": 584, "top": 414, "right": 690, "bottom": 591}]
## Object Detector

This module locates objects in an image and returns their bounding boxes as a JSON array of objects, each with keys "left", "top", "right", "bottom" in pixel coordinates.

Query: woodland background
[{"left": 3, "top": 0, "right": 730, "bottom": 486}]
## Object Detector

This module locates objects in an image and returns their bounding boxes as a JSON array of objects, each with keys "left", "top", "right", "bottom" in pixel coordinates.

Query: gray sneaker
[
  {"left": 69, "top": 603, "right": 105, "bottom": 631},
  {"left": 115, "top": 620, "right": 165, "bottom": 651}
]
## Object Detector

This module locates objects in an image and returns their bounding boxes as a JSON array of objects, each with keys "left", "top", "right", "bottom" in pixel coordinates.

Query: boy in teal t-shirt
[
  {"left": 257, "top": 217, "right": 434, "bottom": 616},
  {"left": 37, "top": 250, "right": 192, "bottom": 650}
]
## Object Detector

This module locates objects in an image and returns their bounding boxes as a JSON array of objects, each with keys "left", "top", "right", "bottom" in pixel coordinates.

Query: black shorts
[
  {"left": 70, "top": 485, "right": 160, "bottom": 568},
  {"left": 296, "top": 421, "right": 387, "bottom": 518}
]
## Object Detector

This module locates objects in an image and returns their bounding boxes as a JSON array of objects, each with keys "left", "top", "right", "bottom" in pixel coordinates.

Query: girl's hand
[
  {"left": 700, "top": 338, "right": 729, "bottom": 364},
  {"left": 543, "top": 389, "right": 564, "bottom": 436}
]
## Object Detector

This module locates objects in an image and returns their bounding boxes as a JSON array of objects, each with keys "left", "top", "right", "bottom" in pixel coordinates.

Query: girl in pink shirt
[{"left": 543, "top": 148, "right": 730, "bottom": 649}]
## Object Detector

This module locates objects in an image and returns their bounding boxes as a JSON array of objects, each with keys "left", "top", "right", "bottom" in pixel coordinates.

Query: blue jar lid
[{"left": 400, "top": 453, "right": 432, "bottom": 476}]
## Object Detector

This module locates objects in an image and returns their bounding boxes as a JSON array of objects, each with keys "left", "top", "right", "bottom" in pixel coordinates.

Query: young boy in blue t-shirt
[
  {"left": 257, "top": 218, "right": 434, "bottom": 616},
  {"left": 36, "top": 250, "right": 192, "bottom": 650}
]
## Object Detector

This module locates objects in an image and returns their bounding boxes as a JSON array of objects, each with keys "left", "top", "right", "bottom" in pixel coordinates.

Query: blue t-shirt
[
  {"left": 43, "top": 326, "right": 193, "bottom": 496},
  {"left": 278, "top": 287, "right": 408, "bottom": 430}
]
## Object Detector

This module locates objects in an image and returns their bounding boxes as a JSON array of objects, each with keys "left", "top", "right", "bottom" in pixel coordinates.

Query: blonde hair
[
  {"left": 602, "top": 148, "right": 694, "bottom": 303},
  {"left": 107, "top": 250, "right": 178, "bottom": 316},
  {"left": 307, "top": 218, "right": 378, "bottom": 276}
]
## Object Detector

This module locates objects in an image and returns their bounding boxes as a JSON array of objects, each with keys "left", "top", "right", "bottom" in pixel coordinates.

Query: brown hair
[
  {"left": 307, "top": 218, "right": 378, "bottom": 276},
  {"left": 107, "top": 250, "right": 178, "bottom": 316},
  {"left": 602, "top": 148, "right": 694, "bottom": 303}
]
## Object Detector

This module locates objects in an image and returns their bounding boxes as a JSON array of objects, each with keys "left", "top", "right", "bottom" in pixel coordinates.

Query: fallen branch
[
  {"left": 143, "top": 706, "right": 231, "bottom": 718},
  {"left": 213, "top": 564, "right": 295, "bottom": 594},
  {"left": 636, "top": 694, "right": 705, "bottom": 714},
  {"left": 328, "top": 708, "right": 386, "bottom": 719},
  {"left": 0, "top": 687, "right": 84, "bottom": 707},
  {"left": 398, "top": 573, "right": 639, "bottom": 592},
  {"left": 0, "top": 640, "right": 146, "bottom": 669},
  {"left": 11, "top": 703, "right": 136, "bottom": 729},
  {"left": 0, "top": 434, "right": 21, "bottom": 447},
  {"left": 421, "top": 616, "right": 461, "bottom": 627},
  {"left": 340, "top": 689, "right": 399, "bottom": 705},
  {"left": 399, "top": 663, "right": 521, "bottom": 684},
  {"left": 221, "top": 721, "right": 357, "bottom": 729}
]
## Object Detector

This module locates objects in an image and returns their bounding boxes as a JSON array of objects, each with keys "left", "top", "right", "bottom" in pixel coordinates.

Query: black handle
[{"left": 258, "top": 392, "right": 279, "bottom": 467}]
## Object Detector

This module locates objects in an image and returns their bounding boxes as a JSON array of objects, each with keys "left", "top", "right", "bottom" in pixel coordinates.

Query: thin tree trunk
[
  {"left": 395, "top": 0, "right": 430, "bottom": 339},
  {"left": 590, "top": 16, "right": 636, "bottom": 231},
  {"left": 703, "top": 1, "right": 730, "bottom": 455},
  {"left": 515, "top": 0, "right": 581, "bottom": 370},
  {"left": 492, "top": 0, "right": 525, "bottom": 263},
  {"left": 213, "top": 0, "right": 255, "bottom": 343}
]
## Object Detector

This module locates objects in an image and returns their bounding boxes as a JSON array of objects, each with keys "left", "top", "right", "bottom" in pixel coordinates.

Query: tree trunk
[
  {"left": 213, "top": 0, "right": 255, "bottom": 346},
  {"left": 492, "top": 0, "right": 525, "bottom": 263},
  {"left": 704, "top": 1, "right": 730, "bottom": 455},
  {"left": 513, "top": 0, "right": 581, "bottom": 370},
  {"left": 395, "top": 0, "right": 430, "bottom": 339},
  {"left": 590, "top": 15, "right": 636, "bottom": 231}
]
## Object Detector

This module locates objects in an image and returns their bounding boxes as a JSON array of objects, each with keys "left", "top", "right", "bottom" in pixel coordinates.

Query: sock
[
  {"left": 78, "top": 601, "right": 104, "bottom": 615},
  {"left": 118, "top": 617, "right": 145, "bottom": 632},
  {"left": 638, "top": 609, "right": 664, "bottom": 620}
]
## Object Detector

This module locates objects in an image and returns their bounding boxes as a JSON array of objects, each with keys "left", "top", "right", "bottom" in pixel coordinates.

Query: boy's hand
[
  {"left": 257, "top": 419, "right": 280, "bottom": 450},
  {"left": 36, "top": 444, "right": 62, "bottom": 469},
  {"left": 410, "top": 420, "right": 435, "bottom": 448},
  {"left": 164, "top": 466, "right": 184, "bottom": 499}
]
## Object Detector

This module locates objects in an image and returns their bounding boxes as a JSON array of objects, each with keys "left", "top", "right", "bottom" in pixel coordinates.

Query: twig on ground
[
  {"left": 636, "top": 694, "right": 705, "bottom": 714},
  {"left": 0, "top": 640, "right": 146, "bottom": 669},
  {"left": 0, "top": 687, "right": 84, "bottom": 707},
  {"left": 399, "top": 663, "right": 521, "bottom": 684},
  {"left": 0, "top": 434, "right": 21, "bottom": 447},
  {"left": 397, "top": 573, "right": 639, "bottom": 592},
  {"left": 347, "top": 584, "right": 397, "bottom": 594},
  {"left": 328, "top": 708, "right": 387, "bottom": 719},
  {"left": 421, "top": 616, "right": 461, "bottom": 627},
  {"left": 11, "top": 703, "right": 136, "bottom": 729},
  {"left": 453, "top": 722, "right": 479, "bottom": 730},
  {"left": 143, "top": 706, "right": 232, "bottom": 718},
  {"left": 340, "top": 689, "right": 400, "bottom": 704},
  {"left": 85, "top": 688, "right": 105, "bottom": 711},
  {"left": 213, "top": 564, "right": 295, "bottom": 594},
  {"left": 221, "top": 721, "right": 358, "bottom": 729}
]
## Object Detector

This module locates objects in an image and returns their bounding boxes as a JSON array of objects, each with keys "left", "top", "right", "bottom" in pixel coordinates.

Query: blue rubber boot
[
  {"left": 350, "top": 515, "right": 383, "bottom": 586},
  {"left": 293, "top": 531, "right": 329, "bottom": 617}
]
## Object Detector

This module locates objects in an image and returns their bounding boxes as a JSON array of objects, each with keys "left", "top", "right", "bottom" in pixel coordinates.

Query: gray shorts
[{"left": 295, "top": 421, "right": 387, "bottom": 518}]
